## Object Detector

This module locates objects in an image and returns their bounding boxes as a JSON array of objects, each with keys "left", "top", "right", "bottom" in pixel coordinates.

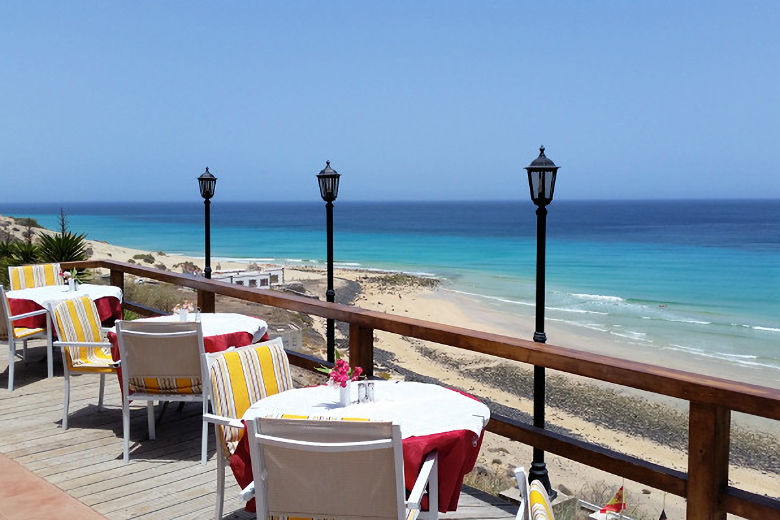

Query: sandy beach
[{"left": 2, "top": 215, "right": 778, "bottom": 518}]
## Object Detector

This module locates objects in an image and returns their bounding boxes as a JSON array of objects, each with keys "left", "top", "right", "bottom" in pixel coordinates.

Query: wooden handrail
[
  {"left": 66, "top": 259, "right": 780, "bottom": 419},
  {"left": 65, "top": 259, "right": 779, "bottom": 519}
]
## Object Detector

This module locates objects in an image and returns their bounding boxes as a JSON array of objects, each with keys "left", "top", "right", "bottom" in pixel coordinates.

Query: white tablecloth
[
  {"left": 8, "top": 283, "right": 123, "bottom": 309},
  {"left": 243, "top": 381, "right": 490, "bottom": 439},
  {"left": 112, "top": 312, "right": 268, "bottom": 343}
]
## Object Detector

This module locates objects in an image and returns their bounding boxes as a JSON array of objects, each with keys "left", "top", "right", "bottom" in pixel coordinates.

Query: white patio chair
[
  {"left": 243, "top": 417, "right": 439, "bottom": 520},
  {"left": 1, "top": 285, "right": 52, "bottom": 391},
  {"left": 50, "top": 296, "right": 117, "bottom": 429},
  {"left": 116, "top": 320, "right": 207, "bottom": 464},
  {"left": 8, "top": 263, "right": 64, "bottom": 290},
  {"left": 201, "top": 338, "right": 293, "bottom": 520},
  {"left": 514, "top": 467, "right": 531, "bottom": 520}
]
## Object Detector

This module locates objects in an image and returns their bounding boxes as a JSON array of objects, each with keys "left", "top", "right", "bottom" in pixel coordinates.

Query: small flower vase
[
  {"left": 179, "top": 309, "right": 188, "bottom": 322},
  {"left": 338, "top": 383, "right": 351, "bottom": 407},
  {"left": 68, "top": 279, "right": 75, "bottom": 291}
]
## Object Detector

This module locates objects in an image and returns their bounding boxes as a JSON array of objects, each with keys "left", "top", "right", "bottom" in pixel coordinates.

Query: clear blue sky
[{"left": 1, "top": 1, "right": 778, "bottom": 202}]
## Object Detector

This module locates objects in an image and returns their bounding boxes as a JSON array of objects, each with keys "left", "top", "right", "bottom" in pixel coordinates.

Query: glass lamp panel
[
  {"left": 545, "top": 171, "right": 557, "bottom": 201},
  {"left": 199, "top": 178, "right": 216, "bottom": 199},
  {"left": 528, "top": 171, "right": 541, "bottom": 203},
  {"left": 318, "top": 175, "right": 340, "bottom": 202}
]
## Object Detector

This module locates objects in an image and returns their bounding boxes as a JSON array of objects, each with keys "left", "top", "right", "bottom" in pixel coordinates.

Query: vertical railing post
[
  {"left": 348, "top": 323, "right": 374, "bottom": 378},
  {"left": 687, "top": 402, "right": 730, "bottom": 520},
  {"left": 110, "top": 268, "right": 125, "bottom": 315},
  {"left": 198, "top": 289, "right": 215, "bottom": 313}
]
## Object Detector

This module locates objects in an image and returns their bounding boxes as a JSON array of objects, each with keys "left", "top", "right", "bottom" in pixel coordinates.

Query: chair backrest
[
  {"left": 8, "top": 263, "right": 63, "bottom": 290},
  {"left": 246, "top": 417, "right": 406, "bottom": 520},
  {"left": 52, "top": 296, "right": 109, "bottom": 368},
  {"left": 116, "top": 320, "right": 204, "bottom": 396},
  {"left": 0, "top": 286, "right": 10, "bottom": 338},
  {"left": 514, "top": 467, "right": 531, "bottom": 520},
  {"left": 205, "top": 338, "right": 292, "bottom": 453},
  {"left": 528, "top": 479, "right": 555, "bottom": 520}
]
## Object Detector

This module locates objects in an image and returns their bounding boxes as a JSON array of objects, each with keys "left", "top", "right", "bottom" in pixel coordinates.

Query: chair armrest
[
  {"left": 239, "top": 481, "right": 255, "bottom": 502},
  {"left": 9, "top": 308, "right": 49, "bottom": 321},
  {"left": 407, "top": 450, "right": 437, "bottom": 508},
  {"left": 53, "top": 341, "right": 113, "bottom": 349},
  {"left": 202, "top": 413, "right": 244, "bottom": 430}
]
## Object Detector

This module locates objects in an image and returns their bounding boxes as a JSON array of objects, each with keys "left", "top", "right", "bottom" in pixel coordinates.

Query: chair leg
[
  {"left": 201, "top": 398, "right": 208, "bottom": 465},
  {"left": 7, "top": 337, "right": 15, "bottom": 391},
  {"left": 123, "top": 399, "right": 130, "bottom": 463},
  {"left": 98, "top": 373, "right": 105, "bottom": 409},
  {"left": 215, "top": 450, "right": 225, "bottom": 520},
  {"left": 46, "top": 320, "right": 53, "bottom": 378},
  {"left": 22, "top": 339, "right": 28, "bottom": 365},
  {"left": 147, "top": 401, "right": 156, "bottom": 440},
  {"left": 62, "top": 371, "right": 70, "bottom": 430}
]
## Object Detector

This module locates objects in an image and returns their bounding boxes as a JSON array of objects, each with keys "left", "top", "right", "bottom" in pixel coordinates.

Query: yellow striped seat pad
[
  {"left": 128, "top": 376, "right": 201, "bottom": 394},
  {"left": 13, "top": 326, "right": 45, "bottom": 339},
  {"left": 54, "top": 296, "right": 115, "bottom": 370},
  {"left": 209, "top": 340, "right": 293, "bottom": 453},
  {"left": 9, "top": 263, "right": 63, "bottom": 290}
]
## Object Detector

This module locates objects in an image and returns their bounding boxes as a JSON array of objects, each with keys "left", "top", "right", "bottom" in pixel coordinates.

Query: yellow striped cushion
[
  {"left": 529, "top": 481, "right": 555, "bottom": 519},
  {"left": 54, "top": 296, "right": 115, "bottom": 371},
  {"left": 13, "top": 326, "right": 45, "bottom": 339},
  {"left": 209, "top": 339, "right": 293, "bottom": 455},
  {"left": 9, "top": 263, "right": 63, "bottom": 290},
  {"left": 128, "top": 376, "right": 201, "bottom": 394}
]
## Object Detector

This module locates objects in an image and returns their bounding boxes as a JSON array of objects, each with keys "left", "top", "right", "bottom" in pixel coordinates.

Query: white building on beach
[{"left": 212, "top": 268, "right": 284, "bottom": 288}]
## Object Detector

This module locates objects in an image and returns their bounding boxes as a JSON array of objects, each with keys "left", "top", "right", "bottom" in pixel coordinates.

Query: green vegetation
[
  {"left": 132, "top": 253, "right": 155, "bottom": 264},
  {"left": 10, "top": 216, "right": 42, "bottom": 228},
  {"left": 123, "top": 279, "right": 185, "bottom": 313},
  {"left": 374, "top": 273, "right": 439, "bottom": 290},
  {"left": 0, "top": 211, "right": 90, "bottom": 286},
  {"left": 38, "top": 231, "right": 88, "bottom": 263}
]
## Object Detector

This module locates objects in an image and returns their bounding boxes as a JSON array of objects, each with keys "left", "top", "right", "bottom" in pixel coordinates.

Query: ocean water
[{"left": 3, "top": 200, "right": 778, "bottom": 382}]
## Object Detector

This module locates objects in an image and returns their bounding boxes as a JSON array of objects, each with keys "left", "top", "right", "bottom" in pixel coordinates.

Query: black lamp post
[
  {"left": 198, "top": 167, "right": 217, "bottom": 279},
  {"left": 317, "top": 160, "right": 340, "bottom": 363},
  {"left": 524, "top": 146, "right": 559, "bottom": 498}
]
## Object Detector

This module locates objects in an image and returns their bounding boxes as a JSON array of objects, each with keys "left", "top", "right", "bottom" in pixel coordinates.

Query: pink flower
[{"left": 351, "top": 366, "right": 363, "bottom": 381}]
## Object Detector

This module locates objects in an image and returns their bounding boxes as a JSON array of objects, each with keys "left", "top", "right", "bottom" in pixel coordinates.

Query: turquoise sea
[{"left": 3, "top": 200, "right": 778, "bottom": 384}]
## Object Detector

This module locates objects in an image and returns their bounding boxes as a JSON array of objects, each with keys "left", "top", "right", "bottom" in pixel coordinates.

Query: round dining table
[
  {"left": 235, "top": 380, "right": 491, "bottom": 514},
  {"left": 7, "top": 283, "right": 123, "bottom": 329}
]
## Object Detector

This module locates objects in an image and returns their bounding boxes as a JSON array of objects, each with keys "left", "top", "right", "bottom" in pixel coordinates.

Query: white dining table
[
  {"left": 239, "top": 380, "right": 490, "bottom": 513},
  {"left": 108, "top": 312, "right": 268, "bottom": 345},
  {"left": 7, "top": 283, "right": 123, "bottom": 311},
  {"left": 243, "top": 380, "right": 489, "bottom": 438}
]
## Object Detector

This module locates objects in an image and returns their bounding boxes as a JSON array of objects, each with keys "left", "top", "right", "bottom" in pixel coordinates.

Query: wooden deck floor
[{"left": 0, "top": 341, "right": 515, "bottom": 519}]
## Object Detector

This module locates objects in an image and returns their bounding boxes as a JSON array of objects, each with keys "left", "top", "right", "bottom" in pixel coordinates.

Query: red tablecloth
[
  {"left": 231, "top": 390, "right": 485, "bottom": 514},
  {"left": 8, "top": 296, "right": 122, "bottom": 329}
]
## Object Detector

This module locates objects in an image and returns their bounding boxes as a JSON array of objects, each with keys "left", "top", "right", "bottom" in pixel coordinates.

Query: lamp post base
[{"left": 528, "top": 461, "right": 557, "bottom": 500}]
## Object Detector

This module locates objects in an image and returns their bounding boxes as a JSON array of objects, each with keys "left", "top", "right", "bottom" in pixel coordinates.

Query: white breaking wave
[
  {"left": 610, "top": 330, "right": 652, "bottom": 342},
  {"left": 667, "top": 317, "right": 711, "bottom": 325},
  {"left": 547, "top": 306, "right": 609, "bottom": 315},
  {"left": 571, "top": 293, "right": 625, "bottom": 303},
  {"left": 753, "top": 326, "right": 780, "bottom": 333},
  {"left": 665, "top": 344, "right": 779, "bottom": 370},
  {"left": 448, "top": 289, "right": 536, "bottom": 307}
]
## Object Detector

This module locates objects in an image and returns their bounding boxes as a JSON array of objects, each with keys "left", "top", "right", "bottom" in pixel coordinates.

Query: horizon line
[{"left": 2, "top": 196, "right": 780, "bottom": 205}]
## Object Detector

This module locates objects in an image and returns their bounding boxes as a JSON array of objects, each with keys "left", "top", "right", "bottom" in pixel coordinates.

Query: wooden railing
[{"left": 65, "top": 259, "right": 780, "bottom": 520}]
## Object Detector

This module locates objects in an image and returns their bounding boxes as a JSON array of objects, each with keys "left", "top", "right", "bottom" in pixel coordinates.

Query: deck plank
[{"left": 0, "top": 339, "right": 515, "bottom": 519}]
